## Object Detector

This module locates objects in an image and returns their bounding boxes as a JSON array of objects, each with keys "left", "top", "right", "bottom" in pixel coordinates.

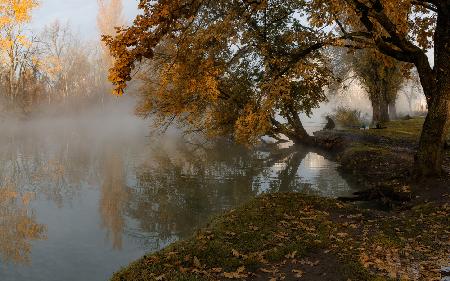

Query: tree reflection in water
[
  {"left": 0, "top": 182, "right": 46, "bottom": 264},
  {"left": 0, "top": 122, "right": 351, "bottom": 266},
  {"left": 99, "top": 147, "right": 131, "bottom": 250},
  {"left": 127, "top": 141, "right": 312, "bottom": 245}
]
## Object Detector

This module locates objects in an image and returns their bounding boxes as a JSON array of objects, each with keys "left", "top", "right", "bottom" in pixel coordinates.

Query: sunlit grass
[
  {"left": 348, "top": 117, "right": 424, "bottom": 140},
  {"left": 344, "top": 117, "right": 450, "bottom": 142}
]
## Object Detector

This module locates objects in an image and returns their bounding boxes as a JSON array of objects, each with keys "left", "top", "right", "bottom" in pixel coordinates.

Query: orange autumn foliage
[{"left": 105, "top": 0, "right": 449, "bottom": 175}]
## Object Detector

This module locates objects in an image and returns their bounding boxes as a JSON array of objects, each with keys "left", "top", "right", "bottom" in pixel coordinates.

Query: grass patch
[
  {"left": 344, "top": 117, "right": 426, "bottom": 141},
  {"left": 111, "top": 193, "right": 448, "bottom": 281}
]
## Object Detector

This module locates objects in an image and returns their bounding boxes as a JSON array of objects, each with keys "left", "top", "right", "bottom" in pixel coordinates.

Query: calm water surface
[{"left": 0, "top": 112, "right": 356, "bottom": 281}]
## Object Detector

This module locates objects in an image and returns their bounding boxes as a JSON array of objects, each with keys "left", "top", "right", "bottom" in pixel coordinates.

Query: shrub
[{"left": 331, "top": 106, "right": 366, "bottom": 128}]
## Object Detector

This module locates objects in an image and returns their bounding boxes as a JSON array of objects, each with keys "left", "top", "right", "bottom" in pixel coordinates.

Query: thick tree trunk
[
  {"left": 271, "top": 114, "right": 311, "bottom": 145},
  {"left": 388, "top": 102, "right": 397, "bottom": 120},
  {"left": 372, "top": 98, "right": 381, "bottom": 123},
  {"left": 415, "top": 91, "right": 450, "bottom": 176},
  {"left": 380, "top": 99, "right": 390, "bottom": 122},
  {"left": 414, "top": 8, "right": 450, "bottom": 177},
  {"left": 288, "top": 120, "right": 311, "bottom": 144},
  {"left": 287, "top": 107, "right": 312, "bottom": 144}
]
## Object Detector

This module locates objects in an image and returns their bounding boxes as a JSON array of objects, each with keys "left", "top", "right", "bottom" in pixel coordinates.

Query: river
[{"left": 0, "top": 108, "right": 357, "bottom": 281}]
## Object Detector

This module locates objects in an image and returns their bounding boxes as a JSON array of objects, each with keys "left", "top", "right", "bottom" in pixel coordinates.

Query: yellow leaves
[
  {"left": 112, "top": 86, "right": 125, "bottom": 96},
  {"left": 16, "top": 34, "right": 30, "bottom": 47},
  {"left": 36, "top": 55, "right": 63, "bottom": 79},
  {"left": 234, "top": 104, "right": 272, "bottom": 145},
  {"left": 0, "top": 0, "right": 38, "bottom": 26},
  {"left": 0, "top": 0, "right": 38, "bottom": 62},
  {"left": 21, "top": 192, "right": 35, "bottom": 206},
  {"left": 0, "top": 183, "right": 46, "bottom": 264},
  {"left": 12, "top": 0, "right": 38, "bottom": 22},
  {"left": 0, "top": 37, "right": 12, "bottom": 49},
  {"left": 0, "top": 15, "right": 11, "bottom": 26},
  {"left": 0, "top": 186, "right": 18, "bottom": 200}
]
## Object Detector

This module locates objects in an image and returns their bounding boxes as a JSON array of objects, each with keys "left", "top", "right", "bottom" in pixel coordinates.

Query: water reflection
[
  {"left": 0, "top": 117, "right": 354, "bottom": 281},
  {"left": 99, "top": 148, "right": 130, "bottom": 250},
  {"left": 128, "top": 141, "right": 351, "bottom": 242},
  {"left": 130, "top": 142, "right": 263, "bottom": 242},
  {"left": 0, "top": 182, "right": 46, "bottom": 264}
]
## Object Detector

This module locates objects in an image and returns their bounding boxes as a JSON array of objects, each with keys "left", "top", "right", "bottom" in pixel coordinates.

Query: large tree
[
  {"left": 0, "top": 0, "right": 39, "bottom": 108},
  {"left": 352, "top": 49, "right": 405, "bottom": 123},
  {"left": 309, "top": 0, "right": 449, "bottom": 176},
  {"left": 105, "top": 0, "right": 449, "bottom": 176},
  {"left": 105, "top": 0, "right": 332, "bottom": 144}
]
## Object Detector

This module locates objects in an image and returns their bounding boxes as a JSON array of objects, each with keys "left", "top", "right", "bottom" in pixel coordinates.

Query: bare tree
[{"left": 97, "top": 0, "right": 125, "bottom": 66}]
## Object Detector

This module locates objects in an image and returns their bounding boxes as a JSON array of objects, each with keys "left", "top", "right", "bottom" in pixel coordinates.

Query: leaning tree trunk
[
  {"left": 287, "top": 107, "right": 312, "bottom": 144},
  {"left": 414, "top": 9, "right": 450, "bottom": 177},
  {"left": 270, "top": 112, "right": 311, "bottom": 145}
]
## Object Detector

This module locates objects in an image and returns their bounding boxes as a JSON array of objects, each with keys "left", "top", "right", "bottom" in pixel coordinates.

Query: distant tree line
[{"left": 0, "top": 0, "right": 125, "bottom": 116}]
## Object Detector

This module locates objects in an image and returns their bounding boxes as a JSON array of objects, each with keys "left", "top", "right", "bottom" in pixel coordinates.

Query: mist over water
[{"left": 0, "top": 98, "right": 358, "bottom": 281}]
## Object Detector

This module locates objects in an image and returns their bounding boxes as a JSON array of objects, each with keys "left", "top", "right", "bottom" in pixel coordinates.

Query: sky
[
  {"left": 31, "top": 0, "right": 140, "bottom": 39},
  {"left": 28, "top": 0, "right": 435, "bottom": 66}
]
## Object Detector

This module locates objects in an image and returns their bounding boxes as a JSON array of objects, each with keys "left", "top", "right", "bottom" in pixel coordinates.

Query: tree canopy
[
  {"left": 107, "top": 1, "right": 333, "bottom": 144},
  {"left": 352, "top": 49, "right": 405, "bottom": 122},
  {"left": 105, "top": 0, "right": 450, "bottom": 176}
]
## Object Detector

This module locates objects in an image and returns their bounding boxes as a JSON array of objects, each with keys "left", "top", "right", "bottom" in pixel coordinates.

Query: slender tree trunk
[
  {"left": 414, "top": 9, "right": 450, "bottom": 177},
  {"left": 388, "top": 101, "right": 397, "bottom": 120}
]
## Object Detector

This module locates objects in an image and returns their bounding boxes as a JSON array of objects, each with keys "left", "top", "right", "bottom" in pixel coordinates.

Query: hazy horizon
[{"left": 31, "top": 0, "right": 140, "bottom": 39}]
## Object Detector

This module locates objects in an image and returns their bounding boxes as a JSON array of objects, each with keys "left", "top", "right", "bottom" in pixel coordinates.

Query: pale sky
[
  {"left": 29, "top": 0, "right": 435, "bottom": 66},
  {"left": 31, "top": 0, "right": 140, "bottom": 39}
]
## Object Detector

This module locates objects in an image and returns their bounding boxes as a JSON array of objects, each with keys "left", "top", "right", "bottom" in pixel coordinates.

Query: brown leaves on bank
[{"left": 112, "top": 194, "right": 449, "bottom": 281}]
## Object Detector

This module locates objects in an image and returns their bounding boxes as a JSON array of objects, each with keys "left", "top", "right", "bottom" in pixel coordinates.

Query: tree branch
[{"left": 411, "top": 0, "right": 438, "bottom": 12}]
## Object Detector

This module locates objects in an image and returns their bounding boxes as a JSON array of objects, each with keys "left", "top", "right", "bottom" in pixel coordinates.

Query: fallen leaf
[
  {"left": 292, "top": 269, "right": 303, "bottom": 278},
  {"left": 193, "top": 256, "right": 201, "bottom": 268}
]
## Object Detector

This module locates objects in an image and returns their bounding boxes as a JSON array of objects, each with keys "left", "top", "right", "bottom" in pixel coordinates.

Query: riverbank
[
  {"left": 112, "top": 193, "right": 449, "bottom": 280},
  {"left": 314, "top": 116, "right": 450, "bottom": 205},
  {"left": 111, "top": 117, "right": 450, "bottom": 281}
]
